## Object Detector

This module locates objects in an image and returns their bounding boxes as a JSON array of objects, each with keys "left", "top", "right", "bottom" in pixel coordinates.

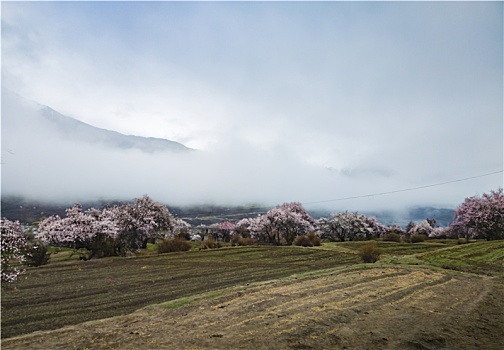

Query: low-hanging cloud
[
  {"left": 2, "top": 90, "right": 501, "bottom": 213},
  {"left": 1, "top": 2, "right": 502, "bottom": 212}
]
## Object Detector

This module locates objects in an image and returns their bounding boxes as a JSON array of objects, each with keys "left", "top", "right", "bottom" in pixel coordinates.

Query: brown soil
[{"left": 2, "top": 266, "right": 503, "bottom": 350}]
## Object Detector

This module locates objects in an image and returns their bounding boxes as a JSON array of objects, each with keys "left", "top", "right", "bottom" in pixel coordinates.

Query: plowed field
[
  {"left": 2, "top": 241, "right": 503, "bottom": 349},
  {"left": 3, "top": 265, "right": 503, "bottom": 350},
  {"left": 0, "top": 247, "right": 360, "bottom": 339}
]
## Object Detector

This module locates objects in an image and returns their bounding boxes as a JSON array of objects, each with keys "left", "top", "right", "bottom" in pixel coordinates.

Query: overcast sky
[{"left": 1, "top": 1, "right": 503, "bottom": 212}]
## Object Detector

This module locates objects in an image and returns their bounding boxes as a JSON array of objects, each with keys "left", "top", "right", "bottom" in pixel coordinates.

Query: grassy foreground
[
  {"left": 416, "top": 240, "right": 504, "bottom": 274},
  {"left": 1, "top": 240, "right": 503, "bottom": 341}
]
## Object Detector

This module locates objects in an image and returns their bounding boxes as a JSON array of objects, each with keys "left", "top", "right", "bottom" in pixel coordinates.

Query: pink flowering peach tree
[
  {"left": 451, "top": 188, "right": 504, "bottom": 240},
  {"left": 1, "top": 218, "right": 27, "bottom": 283},
  {"left": 38, "top": 195, "right": 175, "bottom": 258},
  {"left": 252, "top": 203, "right": 315, "bottom": 245},
  {"left": 172, "top": 218, "right": 192, "bottom": 240},
  {"left": 217, "top": 221, "right": 236, "bottom": 242},
  {"left": 318, "top": 211, "right": 382, "bottom": 242},
  {"left": 37, "top": 204, "right": 120, "bottom": 259},
  {"left": 234, "top": 217, "right": 257, "bottom": 239},
  {"left": 408, "top": 220, "right": 434, "bottom": 237},
  {"left": 110, "top": 195, "right": 174, "bottom": 252}
]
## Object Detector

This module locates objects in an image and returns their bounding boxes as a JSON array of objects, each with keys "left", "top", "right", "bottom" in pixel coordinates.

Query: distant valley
[{"left": 1, "top": 195, "right": 454, "bottom": 228}]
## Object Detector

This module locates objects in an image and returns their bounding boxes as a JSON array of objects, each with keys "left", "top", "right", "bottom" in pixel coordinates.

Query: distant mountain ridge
[
  {"left": 365, "top": 207, "right": 455, "bottom": 228},
  {"left": 2, "top": 89, "right": 192, "bottom": 153},
  {"left": 40, "top": 106, "right": 192, "bottom": 153}
]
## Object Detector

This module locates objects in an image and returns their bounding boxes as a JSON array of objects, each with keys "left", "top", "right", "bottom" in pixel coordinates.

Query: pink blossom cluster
[
  {"left": 38, "top": 204, "right": 120, "bottom": 248},
  {"left": 386, "top": 225, "right": 407, "bottom": 236},
  {"left": 37, "top": 195, "right": 175, "bottom": 256},
  {"left": 408, "top": 220, "right": 434, "bottom": 237},
  {"left": 111, "top": 195, "right": 174, "bottom": 238},
  {"left": 172, "top": 218, "right": 192, "bottom": 239},
  {"left": 1, "top": 218, "right": 27, "bottom": 283},
  {"left": 218, "top": 221, "right": 236, "bottom": 231},
  {"left": 428, "top": 227, "right": 449, "bottom": 239},
  {"left": 234, "top": 217, "right": 257, "bottom": 238},
  {"left": 248, "top": 215, "right": 273, "bottom": 242},
  {"left": 318, "top": 211, "right": 383, "bottom": 241},
  {"left": 451, "top": 188, "right": 504, "bottom": 240},
  {"left": 232, "top": 203, "right": 315, "bottom": 245},
  {"left": 216, "top": 221, "right": 236, "bottom": 241}
]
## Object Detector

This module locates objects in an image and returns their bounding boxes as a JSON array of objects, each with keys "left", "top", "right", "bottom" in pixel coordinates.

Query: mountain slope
[
  {"left": 40, "top": 106, "right": 191, "bottom": 153},
  {"left": 2, "top": 90, "right": 192, "bottom": 153}
]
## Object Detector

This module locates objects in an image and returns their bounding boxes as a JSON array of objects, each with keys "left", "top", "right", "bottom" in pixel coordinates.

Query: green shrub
[
  {"left": 358, "top": 242, "right": 382, "bottom": 263},
  {"left": 237, "top": 237, "right": 256, "bottom": 246},
  {"left": 230, "top": 234, "right": 241, "bottom": 246},
  {"left": 176, "top": 230, "right": 191, "bottom": 241},
  {"left": 411, "top": 234, "right": 426, "bottom": 243},
  {"left": 294, "top": 235, "right": 313, "bottom": 247},
  {"left": 383, "top": 232, "right": 401, "bottom": 242},
  {"left": 307, "top": 232, "right": 321, "bottom": 246},
  {"left": 23, "top": 241, "right": 51, "bottom": 267},
  {"left": 201, "top": 237, "right": 220, "bottom": 249},
  {"left": 157, "top": 238, "right": 191, "bottom": 254}
]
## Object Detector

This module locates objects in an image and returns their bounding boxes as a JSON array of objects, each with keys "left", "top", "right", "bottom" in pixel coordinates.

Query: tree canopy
[{"left": 451, "top": 188, "right": 504, "bottom": 240}]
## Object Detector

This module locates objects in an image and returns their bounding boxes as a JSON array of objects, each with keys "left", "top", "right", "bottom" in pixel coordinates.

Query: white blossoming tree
[
  {"left": 250, "top": 203, "right": 315, "bottom": 245},
  {"left": 408, "top": 220, "right": 434, "bottom": 237},
  {"left": 217, "top": 221, "right": 236, "bottom": 242},
  {"left": 318, "top": 211, "right": 381, "bottom": 242},
  {"left": 171, "top": 218, "right": 192, "bottom": 240},
  {"left": 451, "top": 188, "right": 504, "bottom": 240},
  {"left": 1, "top": 218, "right": 27, "bottom": 284},
  {"left": 234, "top": 217, "right": 256, "bottom": 239},
  {"left": 38, "top": 195, "right": 175, "bottom": 258},
  {"left": 38, "top": 204, "right": 120, "bottom": 259},
  {"left": 107, "top": 195, "right": 175, "bottom": 253}
]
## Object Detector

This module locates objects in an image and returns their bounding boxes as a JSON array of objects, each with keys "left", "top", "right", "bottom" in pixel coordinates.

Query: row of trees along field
[{"left": 2, "top": 189, "right": 503, "bottom": 284}]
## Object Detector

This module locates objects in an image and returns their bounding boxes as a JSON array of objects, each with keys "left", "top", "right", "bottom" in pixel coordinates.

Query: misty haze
[{"left": 1, "top": 1, "right": 502, "bottom": 215}]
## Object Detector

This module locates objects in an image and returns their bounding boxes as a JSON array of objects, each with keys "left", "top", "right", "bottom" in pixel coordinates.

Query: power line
[
  {"left": 174, "top": 170, "right": 503, "bottom": 218},
  {"left": 302, "top": 170, "right": 504, "bottom": 206}
]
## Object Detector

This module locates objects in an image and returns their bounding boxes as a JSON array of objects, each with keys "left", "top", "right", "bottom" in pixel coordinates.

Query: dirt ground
[{"left": 2, "top": 265, "right": 503, "bottom": 350}]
